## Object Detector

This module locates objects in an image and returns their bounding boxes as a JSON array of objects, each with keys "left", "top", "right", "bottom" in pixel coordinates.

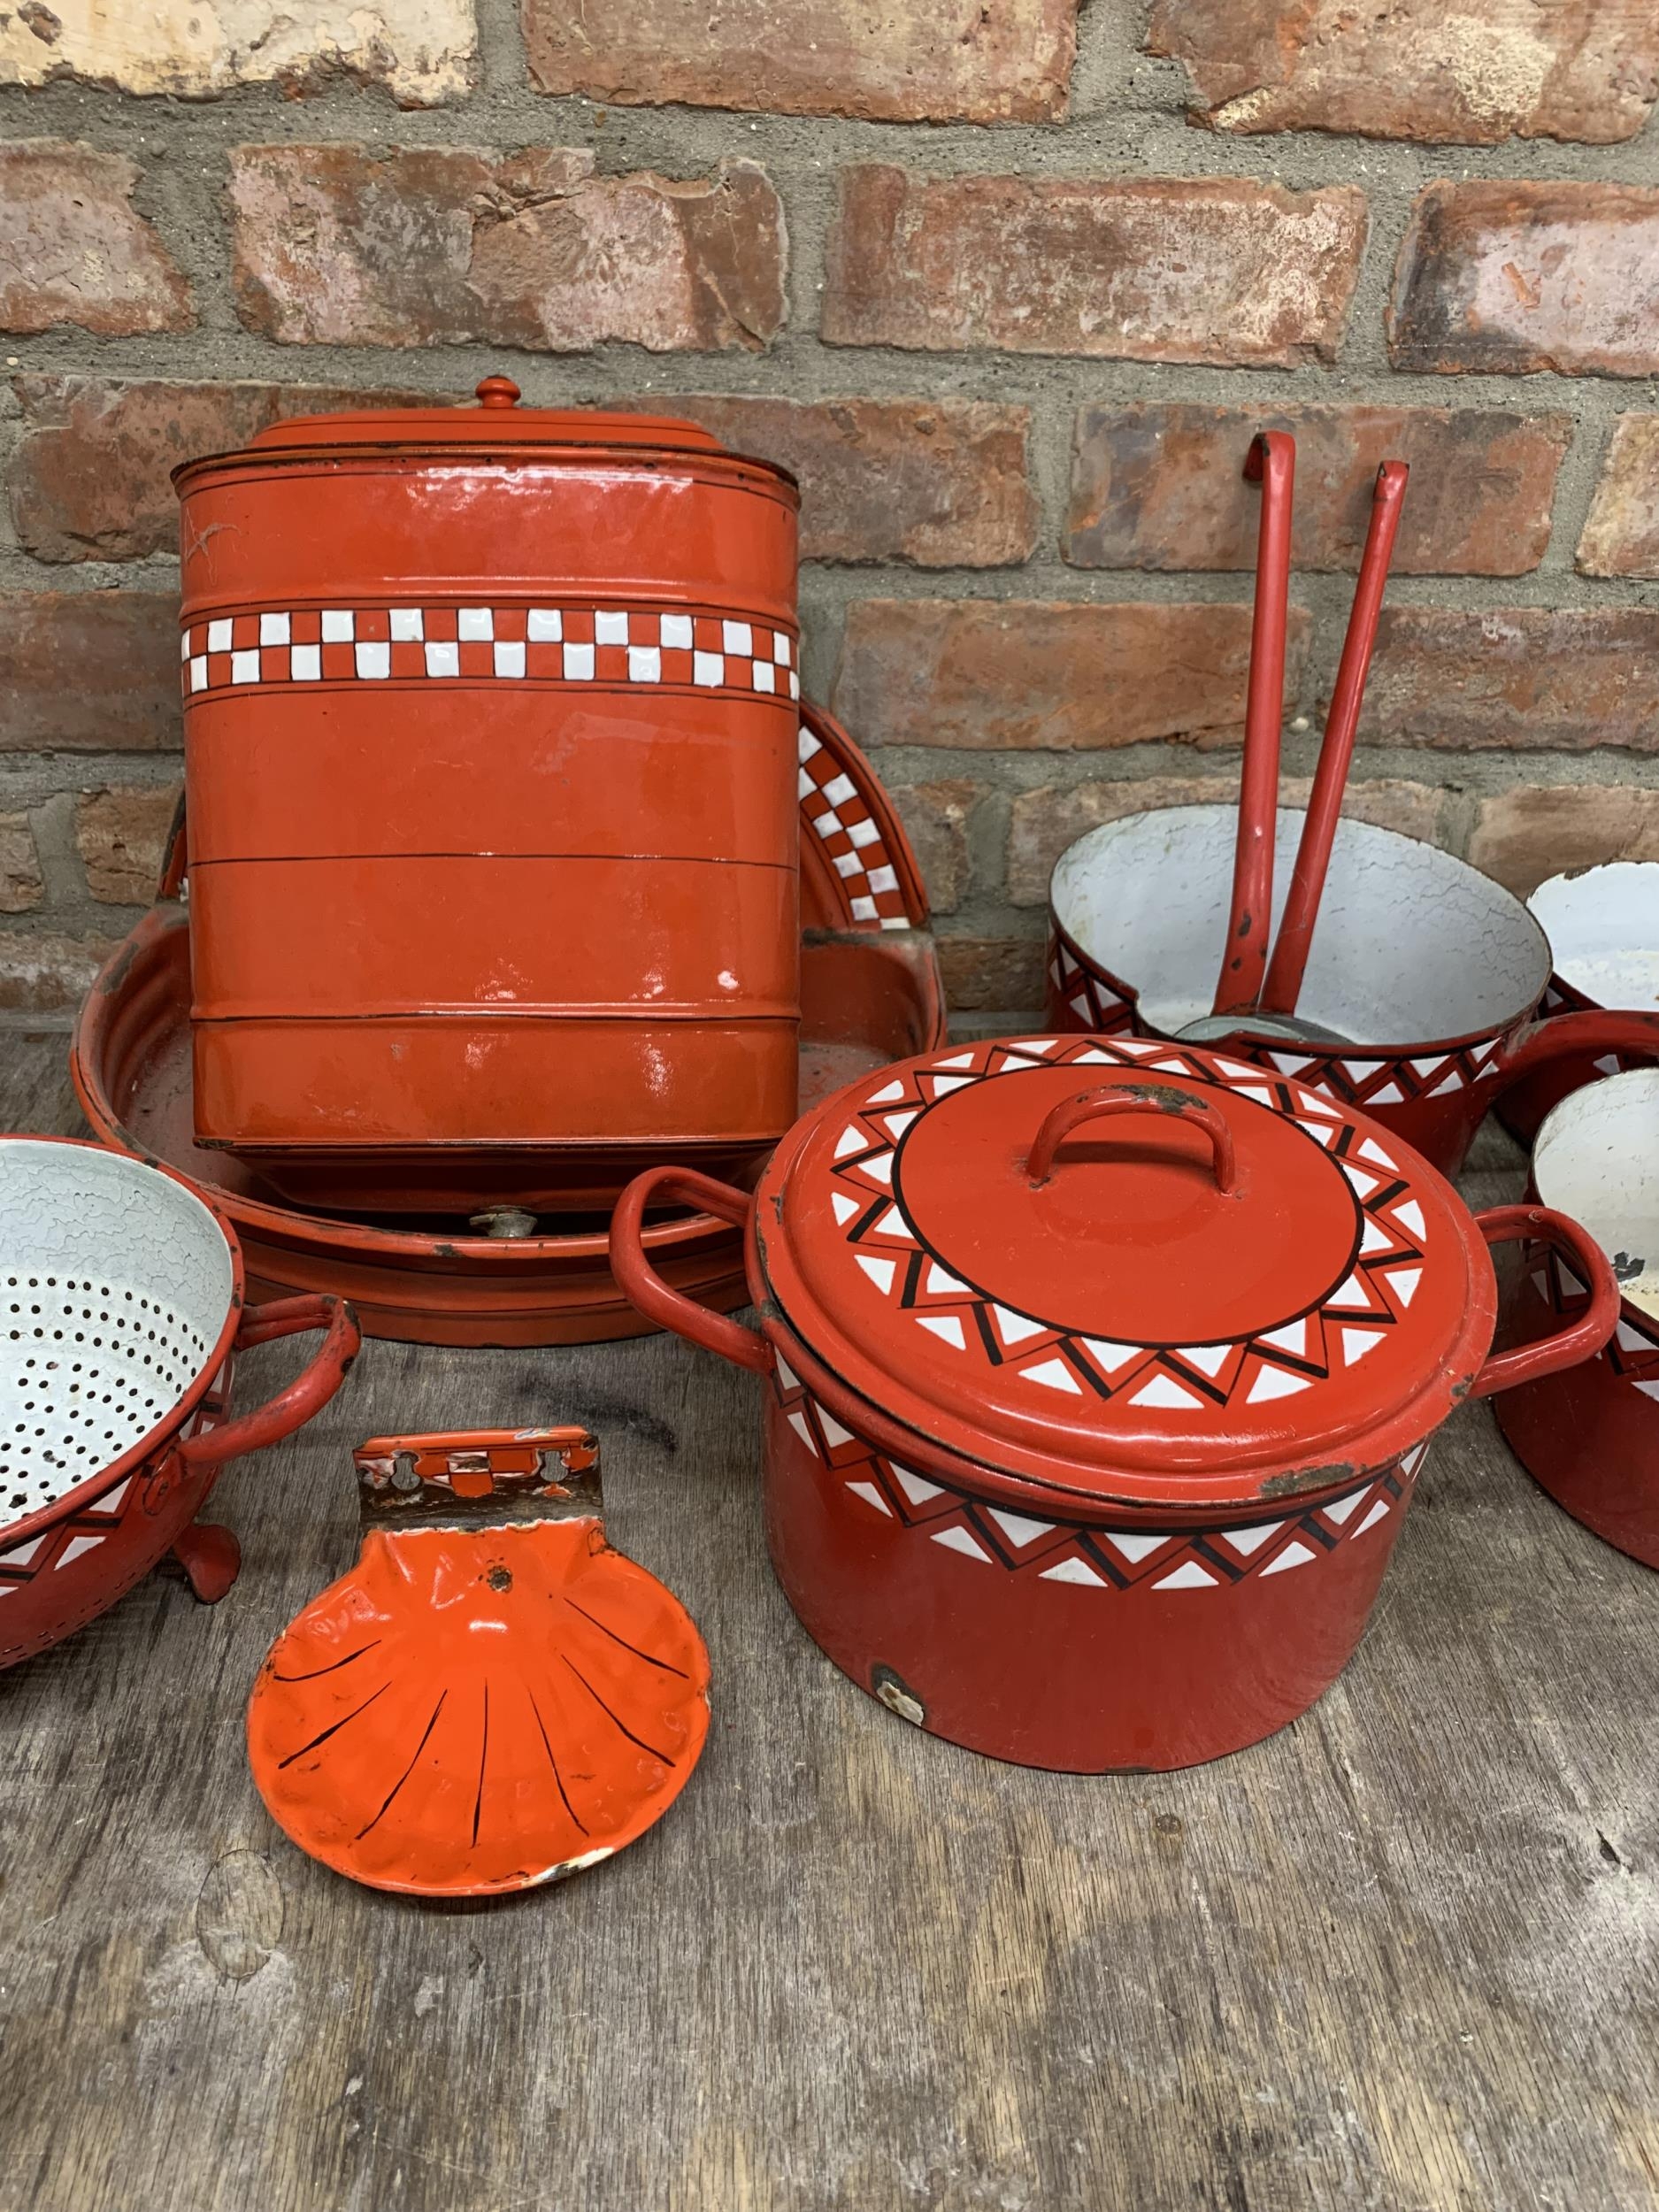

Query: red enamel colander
[{"left": 0, "top": 1136, "right": 359, "bottom": 1668}]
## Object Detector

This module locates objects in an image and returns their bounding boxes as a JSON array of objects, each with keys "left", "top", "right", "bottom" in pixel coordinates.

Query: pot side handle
[
  {"left": 1467, "top": 1204, "right": 1618, "bottom": 1400},
  {"left": 611, "top": 1169, "right": 773, "bottom": 1376},
  {"left": 177, "top": 1293, "right": 361, "bottom": 1467},
  {"left": 1496, "top": 1009, "right": 1659, "bottom": 1094}
]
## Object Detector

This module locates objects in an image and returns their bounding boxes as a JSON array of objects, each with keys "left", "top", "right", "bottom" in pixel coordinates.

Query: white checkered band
[
  {"left": 180, "top": 604, "right": 801, "bottom": 706},
  {"left": 798, "top": 724, "right": 911, "bottom": 931}
]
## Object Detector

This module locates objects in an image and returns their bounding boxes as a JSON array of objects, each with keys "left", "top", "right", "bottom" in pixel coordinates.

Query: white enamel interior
[
  {"left": 1051, "top": 806, "right": 1549, "bottom": 1045},
  {"left": 1528, "top": 863, "right": 1659, "bottom": 1011},
  {"left": 1533, "top": 1070, "right": 1659, "bottom": 1323},
  {"left": 0, "top": 1141, "right": 233, "bottom": 1521}
]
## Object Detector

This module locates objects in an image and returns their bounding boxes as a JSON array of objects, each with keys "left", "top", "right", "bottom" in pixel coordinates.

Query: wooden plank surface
[{"left": 0, "top": 1022, "right": 1655, "bottom": 2212}]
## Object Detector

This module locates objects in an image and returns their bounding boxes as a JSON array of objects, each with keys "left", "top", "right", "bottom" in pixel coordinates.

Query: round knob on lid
[{"left": 475, "top": 375, "right": 521, "bottom": 410}]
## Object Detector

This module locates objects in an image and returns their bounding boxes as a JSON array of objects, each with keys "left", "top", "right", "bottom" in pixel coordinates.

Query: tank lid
[{"left": 243, "top": 376, "right": 741, "bottom": 458}]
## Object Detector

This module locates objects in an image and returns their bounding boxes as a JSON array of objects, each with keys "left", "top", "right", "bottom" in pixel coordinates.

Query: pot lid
[
  {"left": 242, "top": 376, "right": 757, "bottom": 461},
  {"left": 754, "top": 1032, "right": 1494, "bottom": 1509}
]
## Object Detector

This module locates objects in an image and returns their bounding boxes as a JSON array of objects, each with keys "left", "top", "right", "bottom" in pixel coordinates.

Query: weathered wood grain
[{"left": 0, "top": 1041, "right": 1654, "bottom": 2212}]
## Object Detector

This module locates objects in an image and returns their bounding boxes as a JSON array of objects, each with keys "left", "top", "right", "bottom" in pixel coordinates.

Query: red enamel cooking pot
[
  {"left": 1495, "top": 1068, "right": 1659, "bottom": 1569},
  {"left": 1046, "top": 807, "right": 1659, "bottom": 1178},
  {"left": 611, "top": 1033, "right": 1618, "bottom": 1772},
  {"left": 0, "top": 1138, "right": 359, "bottom": 1668},
  {"left": 173, "top": 378, "right": 802, "bottom": 1214},
  {"left": 1499, "top": 861, "right": 1659, "bottom": 1143}
]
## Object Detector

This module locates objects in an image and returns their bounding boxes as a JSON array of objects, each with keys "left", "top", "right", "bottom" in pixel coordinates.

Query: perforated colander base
[{"left": 0, "top": 1276, "right": 214, "bottom": 1520}]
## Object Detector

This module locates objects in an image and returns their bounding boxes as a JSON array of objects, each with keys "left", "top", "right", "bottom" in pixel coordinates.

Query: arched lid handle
[{"left": 1025, "top": 1082, "right": 1238, "bottom": 1194}]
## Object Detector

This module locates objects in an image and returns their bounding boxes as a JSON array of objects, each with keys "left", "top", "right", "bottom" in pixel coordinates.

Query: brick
[
  {"left": 0, "top": 142, "right": 191, "bottom": 338},
  {"left": 619, "top": 396, "right": 1036, "bottom": 568},
  {"left": 0, "top": 0, "right": 474, "bottom": 101},
  {"left": 1148, "top": 0, "right": 1659, "bottom": 146},
  {"left": 1389, "top": 182, "right": 1659, "bottom": 378},
  {"left": 887, "top": 780, "right": 978, "bottom": 913},
  {"left": 1064, "top": 403, "right": 1570, "bottom": 578},
  {"left": 76, "top": 787, "right": 181, "bottom": 905},
  {"left": 0, "top": 595, "right": 180, "bottom": 754},
  {"left": 523, "top": 0, "right": 1073, "bottom": 122},
  {"left": 12, "top": 378, "right": 440, "bottom": 566},
  {"left": 0, "top": 815, "right": 42, "bottom": 915},
  {"left": 231, "top": 146, "right": 786, "bottom": 353},
  {"left": 822, "top": 168, "right": 1366, "bottom": 365},
  {"left": 1008, "top": 775, "right": 1443, "bottom": 906},
  {"left": 1359, "top": 610, "right": 1659, "bottom": 752},
  {"left": 0, "top": 932, "right": 119, "bottom": 1011},
  {"left": 937, "top": 935, "right": 1048, "bottom": 1011},
  {"left": 1469, "top": 786, "right": 1659, "bottom": 895},
  {"left": 832, "top": 601, "right": 1310, "bottom": 752},
  {"left": 1578, "top": 417, "right": 1659, "bottom": 580},
  {"left": 1469, "top": 785, "right": 1659, "bottom": 896}
]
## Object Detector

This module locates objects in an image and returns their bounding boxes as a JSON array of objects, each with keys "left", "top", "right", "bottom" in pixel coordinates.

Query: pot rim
[
  {"left": 0, "top": 1134, "right": 246, "bottom": 1552},
  {"left": 1526, "top": 861, "right": 1659, "bottom": 1017},
  {"left": 761, "top": 1299, "right": 1438, "bottom": 1525},
  {"left": 1048, "top": 803, "right": 1554, "bottom": 1056},
  {"left": 746, "top": 1038, "right": 1502, "bottom": 1517},
  {"left": 1531, "top": 1067, "right": 1659, "bottom": 1337}
]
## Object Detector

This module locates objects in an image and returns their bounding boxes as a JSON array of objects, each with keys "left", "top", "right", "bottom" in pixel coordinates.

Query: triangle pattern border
[
  {"left": 826, "top": 1034, "right": 1432, "bottom": 1427},
  {"left": 775, "top": 1368, "right": 1428, "bottom": 1592}
]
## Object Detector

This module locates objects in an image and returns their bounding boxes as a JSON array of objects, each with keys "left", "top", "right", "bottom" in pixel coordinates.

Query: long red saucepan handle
[
  {"left": 1468, "top": 1205, "right": 1618, "bottom": 1399},
  {"left": 1213, "top": 431, "right": 1295, "bottom": 1018},
  {"left": 610, "top": 1170, "right": 773, "bottom": 1375},
  {"left": 1259, "top": 460, "right": 1409, "bottom": 1018},
  {"left": 177, "top": 1293, "right": 361, "bottom": 1468}
]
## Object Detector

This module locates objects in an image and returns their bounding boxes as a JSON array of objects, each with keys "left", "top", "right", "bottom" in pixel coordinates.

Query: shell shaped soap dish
[{"left": 247, "top": 1427, "right": 710, "bottom": 1897}]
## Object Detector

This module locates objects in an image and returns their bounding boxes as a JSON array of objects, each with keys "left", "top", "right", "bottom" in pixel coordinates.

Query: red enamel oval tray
[{"left": 72, "top": 904, "right": 944, "bottom": 1348}]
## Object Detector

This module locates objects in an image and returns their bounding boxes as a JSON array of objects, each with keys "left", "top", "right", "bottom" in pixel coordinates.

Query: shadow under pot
[
  {"left": 611, "top": 1033, "right": 1617, "bottom": 1773},
  {"left": 1495, "top": 1068, "right": 1659, "bottom": 1570},
  {"left": 1498, "top": 861, "right": 1659, "bottom": 1146},
  {"left": 1046, "top": 807, "right": 1659, "bottom": 1179}
]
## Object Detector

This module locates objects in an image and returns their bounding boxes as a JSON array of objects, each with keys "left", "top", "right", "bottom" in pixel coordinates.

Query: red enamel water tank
[{"left": 174, "top": 378, "right": 801, "bottom": 1214}]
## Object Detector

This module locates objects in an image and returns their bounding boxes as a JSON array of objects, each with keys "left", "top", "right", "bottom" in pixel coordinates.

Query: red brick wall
[{"left": 2, "top": 2, "right": 1657, "bottom": 1012}]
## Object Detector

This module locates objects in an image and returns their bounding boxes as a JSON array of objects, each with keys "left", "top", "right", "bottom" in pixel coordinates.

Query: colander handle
[{"left": 178, "top": 1294, "right": 361, "bottom": 1468}]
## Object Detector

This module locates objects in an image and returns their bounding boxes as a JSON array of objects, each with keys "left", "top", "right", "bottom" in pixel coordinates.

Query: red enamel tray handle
[
  {"left": 1026, "top": 1083, "right": 1237, "bottom": 1193},
  {"left": 611, "top": 1171, "right": 772, "bottom": 1375},
  {"left": 178, "top": 1293, "right": 361, "bottom": 1467},
  {"left": 1468, "top": 1205, "right": 1618, "bottom": 1400}
]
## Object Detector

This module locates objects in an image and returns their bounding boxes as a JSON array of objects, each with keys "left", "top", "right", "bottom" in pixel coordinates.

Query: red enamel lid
[
  {"left": 242, "top": 376, "right": 774, "bottom": 466},
  {"left": 753, "top": 1032, "right": 1497, "bottom": 1509}
]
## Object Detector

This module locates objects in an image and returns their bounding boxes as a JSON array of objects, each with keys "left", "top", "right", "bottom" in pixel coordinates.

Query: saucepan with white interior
[{"left": 1047, "top": 807, "right": 1659, "bottom": 1178}]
